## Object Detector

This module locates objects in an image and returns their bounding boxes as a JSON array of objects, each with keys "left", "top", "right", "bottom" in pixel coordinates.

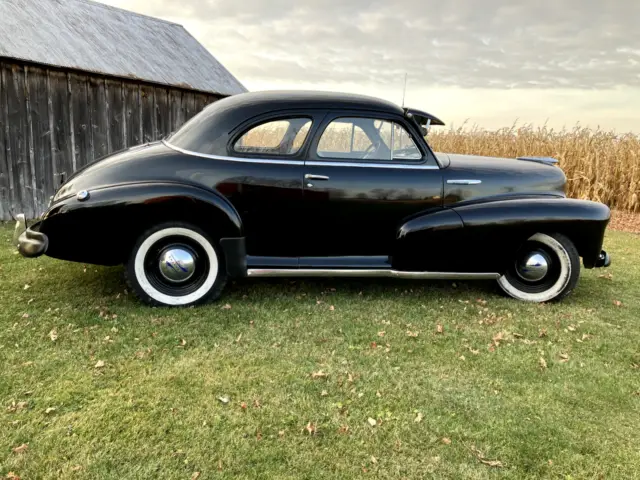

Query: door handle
[{"left": 304, "top": 174, "right": 330, "bottom": 181}]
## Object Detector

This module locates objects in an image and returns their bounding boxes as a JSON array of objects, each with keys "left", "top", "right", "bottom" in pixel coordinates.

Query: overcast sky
[{"left": 97, "top": 0, "right": 639, "bottom": 132}]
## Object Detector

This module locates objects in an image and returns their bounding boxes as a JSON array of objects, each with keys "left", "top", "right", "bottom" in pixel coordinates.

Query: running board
[{"left": 246, "top": 269, "right": 501, "bottom": 280}]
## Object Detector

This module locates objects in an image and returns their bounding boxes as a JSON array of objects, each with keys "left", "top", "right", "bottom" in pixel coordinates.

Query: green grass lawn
[{"left": 1, "top": 224, "right": 639, "bottom": 479}]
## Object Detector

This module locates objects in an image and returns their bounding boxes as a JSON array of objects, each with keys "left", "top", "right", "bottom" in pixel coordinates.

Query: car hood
[{"left": 439, "top": 152, "right": 567, "bottom": 205}]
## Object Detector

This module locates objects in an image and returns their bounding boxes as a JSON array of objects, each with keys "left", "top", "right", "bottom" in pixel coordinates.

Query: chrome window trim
[
  {"left": 306, "top": 160, "right": 439, "bottom": 170},
  {"left": 163, "top": 140, "right": 440, "bottom": 170},
  {"left": 163, "top": 140, "right": 304, "bottom": 165}
]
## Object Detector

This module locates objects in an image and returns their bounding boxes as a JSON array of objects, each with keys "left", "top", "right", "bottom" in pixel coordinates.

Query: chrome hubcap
[
  {"left": 158, "top": 248, "right": 196, "bottom": 283},
  {"left": 516, "top": 251, "right": 549, "bottom": 282}
]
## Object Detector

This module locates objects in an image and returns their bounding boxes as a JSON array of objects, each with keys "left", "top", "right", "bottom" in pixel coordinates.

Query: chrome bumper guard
[
  {"left": 594, "top": 250, "right": 611, "bottom": 268},
  {"left": 14, "top": 214, "right": 48, "bottom": 258}
]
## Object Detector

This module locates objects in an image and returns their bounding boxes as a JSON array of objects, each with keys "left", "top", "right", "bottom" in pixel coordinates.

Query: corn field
[{"left": 429, "top": 124, "right": 640, "bottom": 212}]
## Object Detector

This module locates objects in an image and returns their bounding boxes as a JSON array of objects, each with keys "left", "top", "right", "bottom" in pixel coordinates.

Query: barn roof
[{"left": 0, "top": 0, "right": 246, "bottom": 96}]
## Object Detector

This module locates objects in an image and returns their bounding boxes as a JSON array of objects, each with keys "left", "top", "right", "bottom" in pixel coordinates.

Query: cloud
[{"left": 100, "top": 0, "right": 640, "bottom": 90}]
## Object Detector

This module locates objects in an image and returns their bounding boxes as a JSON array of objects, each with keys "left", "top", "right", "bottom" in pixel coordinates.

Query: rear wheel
[
  {"left": 126, "top": 223, "right": 227, "bottom": 306},
  {"left": 497, "top": 233, "right": 580, "bottom": 302}
]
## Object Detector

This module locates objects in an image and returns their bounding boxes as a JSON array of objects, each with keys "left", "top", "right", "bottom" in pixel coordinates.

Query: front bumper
[{"left": 14, "top": 214, "right": 48, "bottom": 258}]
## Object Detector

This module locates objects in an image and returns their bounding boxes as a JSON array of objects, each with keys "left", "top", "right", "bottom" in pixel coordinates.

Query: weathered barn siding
[{"left": 0, "top": 60, "right": 219, "bottom": 220}]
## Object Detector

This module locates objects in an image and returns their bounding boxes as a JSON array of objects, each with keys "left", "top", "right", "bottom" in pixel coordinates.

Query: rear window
[{"left": 234, "top": 118, "right": 312, "bottom": 155}]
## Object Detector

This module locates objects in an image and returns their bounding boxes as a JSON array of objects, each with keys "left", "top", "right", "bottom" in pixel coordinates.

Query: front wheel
[
  {"left": 497, "top": 233, "right": 580, "bottom": 303},
  {"left": 126, "top": 223, "right": 227, "bottom": 306}
]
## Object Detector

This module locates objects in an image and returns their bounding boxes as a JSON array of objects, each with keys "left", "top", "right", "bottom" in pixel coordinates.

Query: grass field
[{"left": 1, "top": 223, "right": 639, "bottom": 479}]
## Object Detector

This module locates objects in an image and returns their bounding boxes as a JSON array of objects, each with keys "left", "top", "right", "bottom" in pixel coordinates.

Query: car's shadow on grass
[
  {"left": 57, "top": 263, "right": 503, "bottom": 306},
  {"left": 51, "top": 262, "right": 607, "bottom": 309}
]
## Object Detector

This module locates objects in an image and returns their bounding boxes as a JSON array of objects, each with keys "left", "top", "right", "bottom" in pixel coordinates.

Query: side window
[
  {"left": 234, "top": 118, "right": 312, "bottom": 155},
  {"left": 392, "top": 123, "right": 422, "bottom": 160},
  {"left": 316, "top": 117, "right": 421, "bottom": 162}
]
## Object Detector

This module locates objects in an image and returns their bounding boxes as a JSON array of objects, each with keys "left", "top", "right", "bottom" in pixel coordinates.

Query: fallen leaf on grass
[
  {"left": 94, "top": 360, "right": 105, "bottom": 369},
  {"left": 321, "top": 390, "right": 328, "bottom": 397},
  {"left": 45, "top": 407, "right": 56, "bottom": 414},
  {"left": 442, "top": 437, "right": 452, "bottom": 445},
  {"left": 613, "top": 300, "right": 623, "bottom": 307},
  {"left": 303, "top": 421, "right": 317, "bottom": 435},
  {"left": 492, "top": 331, "right": 504, "bottom": 346},
  {"left": 311, "top": 371, "right": 328, "bottom": 379},
  {"left": 338, "top": 425, "right": 350, "bottom": 434},
  {"left": 49, "top": 329, "right": 58, "bottom": 342},
  {"left": 222, "top": 303, "right": 232, "bottom": 310},
  {"left": 406, "top": 330, "right": 419, "bottom": 338},
  {"left": 191, "top": 473, "right": 201, "bottom": 480},
  {"left": 179, "top": 339, "right": 187, "bottom": 347},
  {"left": 6, "top": 401, "right": 27, "bottom": 413},
  {"left": 598, "top": 273, "right": 613, "bottom": 280},
  {"left": 329, "top": 305, "right": 335, "bottom": 311},
  {"left": 377, "top": 331, "right": 385, "bottom": 337},
  {"left": 23, "top": 284, "right": 30, "bottom": 290},
  {"left": 21, "top": 313, "right": 29, "bottom": 319},
  {"left": 218, "top": 396, "right": 230, "bottom": 405},
  {"left": 235, "top": 333, "right": 242, "bottom": 343},
  {"left": 559, "top": 353, "right": 569, "bottom": 363},
  {"left": 470, "top": 444, "right": 504, "bottom": 468},
  {"left": 253, "top": 399, "right": 262, "bottom": 408},
  {"left": 6, "top": 472, "right": 21, "bottom": 480},
  {"left": 12, "top": 444, "right": 28, "bottom": 454},
  {"left": 370, "top": 456, "right": 377, "bottom": 464},
  {"left": 414, "top": 412, "right": 423, "bottom": 423},
  {"left": 539, "top": 357, "right": 548, "bottom": 370},
  {"left": 367, "top": 418, "right": 377, "bottom": 427},
  {"left": 539, "top": 329, "right": 547, "bottom": 338},
  {"left": 436, "top": 324, "right": 444, "bottom": 334}
]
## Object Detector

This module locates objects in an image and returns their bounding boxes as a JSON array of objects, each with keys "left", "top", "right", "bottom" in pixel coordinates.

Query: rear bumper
[{"left": 14, "top": 215, "right": 48, "bottom": 258}]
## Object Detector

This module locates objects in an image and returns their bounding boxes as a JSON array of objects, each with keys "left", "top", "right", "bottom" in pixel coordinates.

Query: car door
[
  {"left": 222, "top": 113, "right": 319, "bottom": 258},
  {"left": 300, "top": 112, "right": 443, "bottom": 258}
]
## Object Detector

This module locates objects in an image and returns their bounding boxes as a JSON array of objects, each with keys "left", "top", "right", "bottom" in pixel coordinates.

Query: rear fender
[{"left": 40, "top": 182, "right": 244, "bottom": 269}]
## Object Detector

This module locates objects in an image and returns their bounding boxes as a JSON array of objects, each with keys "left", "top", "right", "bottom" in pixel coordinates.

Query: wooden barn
[{"left": 0, "top": 0, "right": 246, "bottom": 220}]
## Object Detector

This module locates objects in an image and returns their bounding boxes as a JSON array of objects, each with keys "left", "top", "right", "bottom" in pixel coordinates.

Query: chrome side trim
[
  {"left": 164, "top": 140, "right": 440, "bottom": 170},
  {"left": 306, "top": 161, "right": 440, "bottom": 170},
  {"left": 163, "top": 140, "right": 304, "bottom": 166},
  {"left": 447, "top": 179, "right": 482, "bottom": 185},
  {"left": 247, "top": 269, "right": 500, "bottom": 280}
]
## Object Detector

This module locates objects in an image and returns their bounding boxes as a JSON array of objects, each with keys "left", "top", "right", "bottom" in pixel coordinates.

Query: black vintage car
[{"left": 16, "top": 91, "right": 611, "bottom": 306}]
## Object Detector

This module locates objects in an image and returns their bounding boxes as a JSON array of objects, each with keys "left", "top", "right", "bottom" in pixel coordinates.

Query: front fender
[
  {"left": 394, "top": 198, "right": 610, "bottom": 272},
  {"left": 40, "top": 182, "right": 243, "bottom": 266},
  {"left": 452, "top": 198, "right": 610, "bottom": 269}
]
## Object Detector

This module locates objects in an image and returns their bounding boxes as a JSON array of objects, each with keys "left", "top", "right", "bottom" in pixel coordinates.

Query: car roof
[
  {"left": 168, "top": 90, "right": 440, "bottom": 156},
  {"left": 208, "top": 90, "right": 406, "bottom": 117}
]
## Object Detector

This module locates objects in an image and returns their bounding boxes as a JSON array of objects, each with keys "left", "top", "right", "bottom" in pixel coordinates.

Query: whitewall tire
[
  {"left": 126, "top": 223, "right": 227, "bottom": 306},
  {"left": 497, "top": 233, "right": 580, "bottom": 303}
]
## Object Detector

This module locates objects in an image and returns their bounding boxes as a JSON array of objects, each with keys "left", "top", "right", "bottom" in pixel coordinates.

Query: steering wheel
[{"left": 363, "top": 141, "right": 380, "bottom": 159}]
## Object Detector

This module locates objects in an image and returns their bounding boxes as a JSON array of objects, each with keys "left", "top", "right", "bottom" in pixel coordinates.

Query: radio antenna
[{"left": 401, "top": 73, "right": 408, "bottom": 107}]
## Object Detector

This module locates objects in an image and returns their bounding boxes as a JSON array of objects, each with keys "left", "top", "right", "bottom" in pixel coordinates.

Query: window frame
[{"left": 308, "top": 110, "right": 437, "bottom": 167}]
